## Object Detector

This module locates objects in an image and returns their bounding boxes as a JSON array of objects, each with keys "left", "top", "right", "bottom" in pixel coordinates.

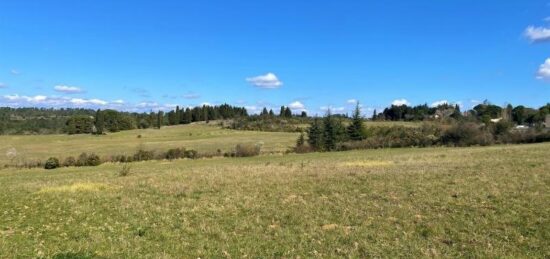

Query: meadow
[
  {"left": 0, "top": 123, "right": 300, "bottom": 166},
  {"left": 0, "top": 140, "right": 548, "bottom": 257}
]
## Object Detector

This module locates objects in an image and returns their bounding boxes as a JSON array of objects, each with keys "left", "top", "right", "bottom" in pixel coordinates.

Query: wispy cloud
[
  {"left": 54, "top": 85, "right": 84, "bottom": 94},
  {"left": 183, "top": 92, "right": 201, "bottom": 99},
  {"left": 536, "top": 58, "right": 550, "bottom": 81},
  {"left": 10, "top": 69, "right": 20, "bottom": 75},
  {"left": 246, "top": 73, "right": 283, "bottom": 89},
  {"left": 391, "top": 99, "right": 410, "bottom": 106},
  {"left": 346, "top": 99, "right": 358, "bottom": 104},
  {"left": 524, "top": 26, "right": 550, "bottom": 43},
  {"left": 0, "top": 83, "right": 7, "bottom": 88},
  {"left": 430, "top": 100, "right": 448, "bottom": 107}
]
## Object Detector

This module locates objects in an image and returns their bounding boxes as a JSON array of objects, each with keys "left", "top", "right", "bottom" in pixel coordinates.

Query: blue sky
[{"left": 0, "top": 0, "right": 549, "bottom": 115}]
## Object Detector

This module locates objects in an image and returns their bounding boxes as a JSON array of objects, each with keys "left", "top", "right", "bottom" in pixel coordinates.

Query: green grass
[
  {"left": 0, "top": 143, "right": 548, "bottom": 257},
  {"left": 0, "top": 123, "right": 300, "bottom": 165}
]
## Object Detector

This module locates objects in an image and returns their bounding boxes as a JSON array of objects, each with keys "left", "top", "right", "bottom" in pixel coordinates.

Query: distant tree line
[{"left": 375, "top": 101, "right": 550, "bottom": 127}]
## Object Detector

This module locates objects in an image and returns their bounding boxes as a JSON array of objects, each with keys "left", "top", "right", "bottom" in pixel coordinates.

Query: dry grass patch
[{"left": 36, "top": 182, "right": 113, "bottom": 193}]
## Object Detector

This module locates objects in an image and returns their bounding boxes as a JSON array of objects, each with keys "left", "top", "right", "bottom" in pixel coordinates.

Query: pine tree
[
  {"left": 279, "top": 106, "right": 285, "bottom": 117},
  {"left": 269, "top": 109, "right": 275, "bottom": 117},
  {"left": 261, "top": 107, "right": 268, "bottom": 117},
  {"left": 347, "top": 103, "right": 365, "bottom": 141},
  {"left": 372, "top": 109, "right": 377, "bottom": 121},
  {"left": 323, "top": 111, "right": 337, "bottom": 151},
  {"left": 285, "top": 107, "right": 292, "bottom": 118},
  {"left": 296, "top": 132, "right": 305, "bottom": 147},
  {"left": 307, "top": 118, "right": 323, "bottom": 150},
  {"left": 301, "top": 111, "right": 307, "bottom": 118}
]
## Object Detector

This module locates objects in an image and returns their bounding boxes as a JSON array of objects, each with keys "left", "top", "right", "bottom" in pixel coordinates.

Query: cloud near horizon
[
  {"left": 54, "top": 85, "right": 84, "bottom": 94},
  {"left": 391, "top": 99, "right": 410, "bottom": 106},
  {"left": 246, "top": 73, "right": 283, "bottom": 89}
]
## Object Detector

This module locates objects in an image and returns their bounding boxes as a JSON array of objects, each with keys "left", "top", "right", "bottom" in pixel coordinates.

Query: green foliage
[
  {"left": 44, "top": 157, "right": 60, "bottom": 170},
  {"left": 133, "top": 149, "right": 156, "bottom": 161},
  {"left": 441, "top": 122, "right": 493, "bottom": 147},
  {"left": 347, "top": 103, "right": 366, "bottom": 141},
  {"left": 307, "top": 118, "right": 323, "bottom": 150},
  {"left": 65, "top": 115, "right": 94, "bottom": 135}
]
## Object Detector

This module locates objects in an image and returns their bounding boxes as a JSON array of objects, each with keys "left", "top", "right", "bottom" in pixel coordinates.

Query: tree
[
  {"left": 307, "top": 118, "right": 323, "bottom": 150},
  {"left": 300, "top": 111, "right": 307, "bottom": 118},
  {"left": 347, "top": 103, "right": 365, "bottom": 141},
  {"left": 269, "top": 109, "right": 275, "bottom": 117},
  {"left": 95, "top": 109, "right": 104, "bottom": 135},
  {"left": 261, "top": 107, "right": 269, "bottom": 117},
  {"left": 157, "top": 111, "right": 163, "bottom": 129},
  {"left": 285, "top": 107, "right": 292, "bottom": 118},
  {"left": 296, "top": 132, "right": 305, "bottom": 147},
  {"left": 323, "top": 110, "right": 337, "bottom": 151},
  {"left": 279, "top": 106, "right": 285, "bottom": 117},
  {"left": 65, "top": 115, "right": 94, "bottom": 135},
  {"left": 372, "top": 109, "right": 377, "bottom": 120}
]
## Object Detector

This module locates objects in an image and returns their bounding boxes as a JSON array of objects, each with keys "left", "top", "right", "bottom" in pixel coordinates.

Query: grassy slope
[
  {"left": 0, "top": 124, "right": 300, "bottom": 165},
  {"left": 0, "top": 143, "right": 548, "bottom": 258}
]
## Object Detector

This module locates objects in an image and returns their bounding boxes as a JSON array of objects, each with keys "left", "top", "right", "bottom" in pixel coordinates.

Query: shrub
[
  {"left": 44, "top": 157, "right": 60, "bottom": 170},
  {"left": 86, "top": 153, "right": 101, "bottom": 166},
  {"left": 184, "top": 149, "right": 198, "bottom": 159},
  {"left": 62, "top": 156, "right": 76, "bottom": 167},
  {"left": 165, "top": 148, "right": 184, "bottom": 160},
  {"left": 133, "top": 149, "right": 155, "bottom": 161},
  {"left": 76, "top": 153, "right": 89, "bottom": 167},
  {"left": 441, "top": 122, "right": 493, "bottom": 147},
  {"left": 76, "top": 152, "right": 102, "bottom": 167},
  {"left": 234, "top": 143, "right": 261, "bottom": 157},
  {"left": 118, "top": 163, "right": 131, "bottom": 177}
]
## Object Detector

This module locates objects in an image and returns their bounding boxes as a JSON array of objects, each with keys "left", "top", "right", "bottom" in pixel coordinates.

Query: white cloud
[
  {"left": 347, "top": 99, "right": 358, "bottom": 104},
  {"left": 246, "top": 73, "right": 283, "bottom": 89},
  {"left": 288, "top": 101, "right": 306, "bottom": 111},
  {"left": 544, "top": 17, "right": 550, "bottom": 22},
  {"left": 524, "top": 26, "right": 550, "bottom": 42},
  {"left": 10, "top": 69, "right": 20, "bottom": 75},
  {"left": 430, "top": 100, "right": 448, "bottom": 107},
  {"left": 0, "top": 83, "right": 7, "bottom": 88},
  {"left": 536, "top": 58, "right": 550, "bottom": 80},
  {"left": 70, "top": 98, "right": 107, "bottom": 106},
  {"left": 112, "top": 99, "right": 125, "bottom": 104},
  {"left": 391, "top": 99, "right": 410, "bottom": 106},
  {"left": 54, "top": 85, "right": 84, "bottom": 94}
]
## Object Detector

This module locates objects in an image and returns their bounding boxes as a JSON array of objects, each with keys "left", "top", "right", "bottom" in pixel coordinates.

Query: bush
[
  {"left": 441, "top": 122, "right": 493, "bottom": 147},
  {"left": 118, "top": 163, "right": 131, "bottom": 177},
  {"left": 165, "top": 148, "right": 185, "bottom": 160},
  {"left": 184, "top": 149, "right": 198, "bottom": 159},
  {"left": 62, "top": 156, "right": 76, "bottom": 167},
  {"left": 76, "top": 152, "right": 102, "bottom": 167},
  {"left": 133, "top": 149, "right": 155, "bottom": 161},
  {"left": 86, "top": 153, "right": 101, "bottom": 166},
  {"left": 234, "top": 143, "right": 261, "bottom": 157},
  {"left": 44, "top": 157, "right": 60, "bottom": 170}
]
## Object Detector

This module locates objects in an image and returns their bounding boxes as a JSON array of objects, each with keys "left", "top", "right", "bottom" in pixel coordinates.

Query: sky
[{"left": 0, "top": 0, "right": 549, "bottom": 115}]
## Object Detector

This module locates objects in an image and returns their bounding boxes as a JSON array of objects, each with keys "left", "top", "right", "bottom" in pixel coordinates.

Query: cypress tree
[
  {"left": 269, "top": 109, "right": 275, "bottom": 117},
  {"left": 95, "top": 109, "right": 104, "bottom": 135},
  {"left": 279, "top": 106, "right": 285, "bottom": 117},
  {"left": 372, "top": 109, "right": 377, "bottom": 120}
]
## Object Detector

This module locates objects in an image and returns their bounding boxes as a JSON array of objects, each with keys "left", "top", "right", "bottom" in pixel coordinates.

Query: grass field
[
  {"left": 0, "top": 142, "right": 548, "bottom": 257},
  {"left": 0, "top": 123, "right": 300, "bottom": 166}
]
